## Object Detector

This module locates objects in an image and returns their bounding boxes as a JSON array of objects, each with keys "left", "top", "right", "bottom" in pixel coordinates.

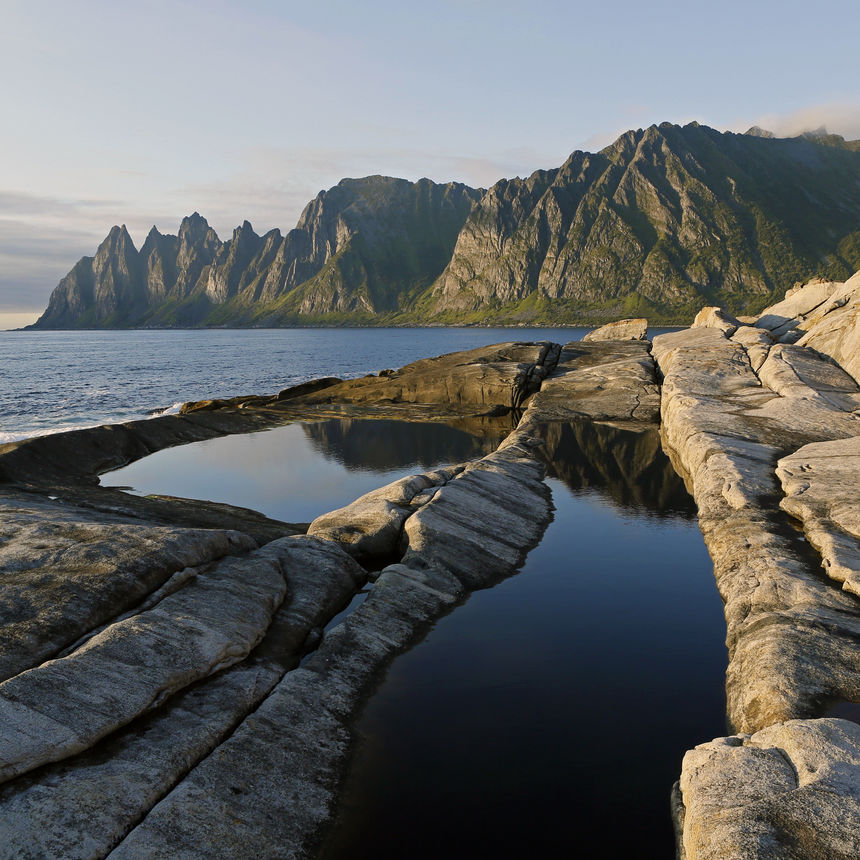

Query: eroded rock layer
[{"left": 666, "top": 271, "right": 860, "bottom": 858}]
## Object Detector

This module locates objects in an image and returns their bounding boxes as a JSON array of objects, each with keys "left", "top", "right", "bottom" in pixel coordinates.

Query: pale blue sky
[{"left": 1, "top": 0, "right": 858, "bottom": 324}]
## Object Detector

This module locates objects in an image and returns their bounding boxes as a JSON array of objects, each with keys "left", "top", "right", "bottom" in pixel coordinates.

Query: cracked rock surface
[
  {"left": 669, "top": 271, "right": 860, "bottom": 859},
  {"left": 778, "top": 437, "right": 860, "bottom": 597},
  {"left": 3, "top": 312, "right": 860, "bottom": 858}
]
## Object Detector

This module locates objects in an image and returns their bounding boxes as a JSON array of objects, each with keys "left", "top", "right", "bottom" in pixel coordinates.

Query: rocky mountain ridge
[{"left": 31, "top": 122, "right": 860, "bottom": 328}]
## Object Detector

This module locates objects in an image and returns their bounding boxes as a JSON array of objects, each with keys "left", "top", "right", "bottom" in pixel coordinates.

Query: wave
[
  {"left": 0, "top": 402, "right": 187, "bottom": 445},
  {"left": 0, "top": 422, "right": 107, "bottom": 444},
  {"left": 146, "top": 402, "right": 185, "bottom": 417}
]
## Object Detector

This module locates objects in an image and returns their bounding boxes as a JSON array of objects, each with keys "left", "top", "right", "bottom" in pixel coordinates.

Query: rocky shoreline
[{"left": 1, "top": 273, "right": 859, "bottom": 857}]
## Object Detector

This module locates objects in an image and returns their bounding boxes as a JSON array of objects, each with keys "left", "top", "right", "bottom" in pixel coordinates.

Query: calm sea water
[{"left": 0, "top": 328, "right": 589, "bottom": 443}]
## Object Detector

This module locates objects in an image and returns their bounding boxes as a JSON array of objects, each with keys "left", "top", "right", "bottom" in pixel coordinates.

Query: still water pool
[{"left": 105, "top": 416, "right": 726, "bottom": 857}]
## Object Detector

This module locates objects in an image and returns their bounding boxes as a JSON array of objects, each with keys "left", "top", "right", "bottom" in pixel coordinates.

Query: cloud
[
  {"left": 0, "top": 191, "right": 170, "bottom": 311},
  {"left": 733, "top": 102, "right": 860, "bottom": 141}
]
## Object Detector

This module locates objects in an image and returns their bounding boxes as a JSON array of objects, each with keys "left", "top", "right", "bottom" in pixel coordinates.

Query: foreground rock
[
  {"left": 691, "top": 306, "right": 741, "bottom": 336},
  {"left": 653, "top": 326, "right": 860, "bottom": 733},
  {"left": 0, "top": 546, "right": 287, "bottom": 784},
  {"left": 666, "top": 270, "right": 860, "bottom": 859},
  {"left": 677, "top": 719, "right": 860, "bottom": 859},
  {"left": 0, "top": 491, "right": 256, "bottom": 682},
  {"left": 0, "top": 537, "right": 364, "bottom": 860},
  {"left": 522, "top": 340, "right": 660, "bottom": 424},
  {"left": 107, "top": 430, "right": 553, "bottom": 858},
  {"left": 307, "top": 467, "right": 464, "bottom": 559},
  {"left": 754, "top": 271, "right": 860, "bottom": 384}
]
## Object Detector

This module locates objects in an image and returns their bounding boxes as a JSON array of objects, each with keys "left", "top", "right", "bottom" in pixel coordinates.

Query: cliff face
[
  {"left": 430, "top": 123, "right": 860, "bottom": 321},
  {"left": 31, "top": 123, "right": 860, "bottom": 328}
]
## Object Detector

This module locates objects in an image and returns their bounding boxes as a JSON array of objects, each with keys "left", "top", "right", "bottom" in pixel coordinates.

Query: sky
[{"left": 1, "top": 0, "right": 858, "bottom": 327}]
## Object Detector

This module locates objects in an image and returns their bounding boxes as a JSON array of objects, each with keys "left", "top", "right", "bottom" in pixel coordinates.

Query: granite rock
[
  {"left": 653, "top": 327, "right": 860, "bottom": 732},
  {"left": 522, "top": 340, "right": 660, "bottom": 424},
  {"left": 581, "top": 318, "right": 647, "bottom": 341},
  {"left": 692, "top": 306, "right": 741, "bottom": 336},
  {"left": 778, "top": 437, "right": 860, "bottom": 596},
  {"left": 678, "top": 719, "right": 860, "bottom": 860}
]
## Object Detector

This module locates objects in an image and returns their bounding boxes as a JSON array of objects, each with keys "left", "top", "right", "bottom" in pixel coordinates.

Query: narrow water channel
[{"left": 319, "top": 422, "right": 728, "bottom": 858}]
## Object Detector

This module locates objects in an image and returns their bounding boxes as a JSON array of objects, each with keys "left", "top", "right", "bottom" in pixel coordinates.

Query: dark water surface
[
  {"left": 104, "top": 418, "right": 504, "bottom": 523},
  {"left": 320, "top": 422, "right": 727, "bottom": 859},
  {"left": 102, "top": 408, "right": 726, "bottom": 860},
  {"left": 105, "top": 412, "right": 725, "bottom": 858}
]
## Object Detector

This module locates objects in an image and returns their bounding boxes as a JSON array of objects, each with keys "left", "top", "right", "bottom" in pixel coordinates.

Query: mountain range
[{"left": 31, "top": 122, "right": 860, "bottom": 328}]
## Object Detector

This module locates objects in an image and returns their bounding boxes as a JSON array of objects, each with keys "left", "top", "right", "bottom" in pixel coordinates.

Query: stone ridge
[
  {"left": 664, "top": 271, "right": 860, "bottom": 859},
  {"left": 30, "top": 123, "right": 860, "bottom": 329}
]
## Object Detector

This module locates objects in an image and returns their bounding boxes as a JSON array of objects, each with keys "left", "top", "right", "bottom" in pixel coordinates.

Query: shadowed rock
[
  {"left": 0, "top": 537, "right": 364, "bottom": 860},
  {"left": 0, "top": 491, "right": 256, "bottom": 683},
  {"left": 0, "top": 546, "right": 288, "bottom": 785}
]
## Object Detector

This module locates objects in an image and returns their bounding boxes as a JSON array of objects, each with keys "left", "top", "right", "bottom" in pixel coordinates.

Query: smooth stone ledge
[
  {"left": 0, "top": 491, "right": 257, "bottom": 683},
  {"left": 0, "top": 536, "right": 365, "bottom": 860},
  {"left": 778, "top": 437, "right": 860, "bottom": 597},
  {"left": 0, "top": 545, "right": 290, "bottom": 785},
  {"left": 523, "top": 340, "right": 661, "bottom": 424},
  {"left": 653, "top": 327, "right": 860, "bottom": 733}
]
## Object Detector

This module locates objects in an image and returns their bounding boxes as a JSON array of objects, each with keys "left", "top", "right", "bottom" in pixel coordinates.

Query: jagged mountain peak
[
  {"left": 745, "top": 125, "right": 776, "bottom": 138},
  {"left": 800, "top": 126, "right": 830, "bottom": 139},
  {"left": 179, "top": 211, "right": 210, "bottom": 232},
  {"left": 232, "top": 220, "right": 258, "bottom": 240},
  {"left": 30, "top": 123, "right": 860, "bottom": 329}
]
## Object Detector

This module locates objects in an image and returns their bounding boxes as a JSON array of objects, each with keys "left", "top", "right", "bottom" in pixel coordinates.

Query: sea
[{"left": 0, "top": 327, "right": 592, "bottom": 443}]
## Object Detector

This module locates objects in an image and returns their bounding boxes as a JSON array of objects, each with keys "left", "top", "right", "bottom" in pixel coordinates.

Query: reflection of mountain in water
[
  {"left": 302, "top": 418, "right": 500, "bottom": 471},
  {"left": 535, "top": 421, "right": 696, "bottom": 518}
]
